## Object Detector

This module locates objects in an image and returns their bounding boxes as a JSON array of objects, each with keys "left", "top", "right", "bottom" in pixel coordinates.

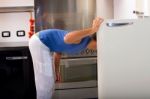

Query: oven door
[{"left": 54, "top": 57, "right": 97, "bottom": 99}]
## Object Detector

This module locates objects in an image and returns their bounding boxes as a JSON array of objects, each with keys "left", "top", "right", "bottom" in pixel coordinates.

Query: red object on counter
[
  {"left": 28, "top": 18, "right": 35, "bottom": 38},
  {"left": 30, "top": 18, "right": 35, "bottom": 25}
]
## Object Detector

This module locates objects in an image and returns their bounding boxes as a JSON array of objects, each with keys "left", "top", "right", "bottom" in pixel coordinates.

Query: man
[{"left": 29, "top": 17, "right": 103, "bottom": 99}]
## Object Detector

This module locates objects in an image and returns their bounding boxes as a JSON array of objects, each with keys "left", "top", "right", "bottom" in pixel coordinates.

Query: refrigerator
[{"left": 97, "top": 18, "right": 150, "bottom": 99}]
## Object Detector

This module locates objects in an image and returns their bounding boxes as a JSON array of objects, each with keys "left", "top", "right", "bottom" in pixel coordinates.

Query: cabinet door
[
  {"left": 114, "top": 0, "right": 137, "bottom": 19},
  {"left": 0, "top": 0, "right": 34, "bottom": 7},
  {"left": 136, "top": 0, "right": 150, "bottom": 17}
]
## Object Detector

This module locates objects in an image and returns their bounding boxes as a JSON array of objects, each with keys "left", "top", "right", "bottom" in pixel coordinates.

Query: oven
[
  {"left": 53, "top": 49, "right": 98, "bottom": 99},
  {"left": 0, "top": 46, "right": 36, "bottom": 99}
]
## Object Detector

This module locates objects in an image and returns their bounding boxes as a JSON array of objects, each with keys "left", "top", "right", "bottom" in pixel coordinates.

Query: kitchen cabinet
[
  {"left": 0, "top": 6, "right": 33, "bottom": 13},
  {"left": 97, "top": 0, "right": 150, "bottom": 19},
  {"left": 0, "top": 0, "right": 34, "bottom": 42},
  {"left": 97, "top": 0, "right": 136, "bottom": 19},
  {"left": 136, "top": 0, "right": 150, "bottom": 17},
  {"left": 96, "top": 0, "right": 137, "bottom": 19},
  {"left": 0, "top": 47, "right": 36, "bottom": 99},
  {"left": 114, "top": 0, "right": 150, "bottom": 19},
  {"left": 0, "top": 12, "right": 33, "bottom": 42},
  {"left": 114, "top": 0, "right": 137, "bottom": 19},
  {"left": 0, "top": 0, "right": 34, "bottom": 13},
  {"left": 0, "top": 0, "right": 34, "bottom": 7},
  {"left": 0, "top": 6, "right": 34, "bottom": 42}
]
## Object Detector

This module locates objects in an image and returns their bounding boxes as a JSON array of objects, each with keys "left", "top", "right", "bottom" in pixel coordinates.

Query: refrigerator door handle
[{"left": 106, "top": 22, "right": 133, "bottom": 27}]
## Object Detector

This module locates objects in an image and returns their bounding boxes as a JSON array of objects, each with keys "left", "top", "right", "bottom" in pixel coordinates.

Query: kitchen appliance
[
  {"left": 98, "top": 18, "right": 150, "bottom": 99},
  {"left": 53, "top": 50, "right": 97, "bottom": 99},
  {"left": 35, "top": 0, "right": 97, "bottom": 98}
]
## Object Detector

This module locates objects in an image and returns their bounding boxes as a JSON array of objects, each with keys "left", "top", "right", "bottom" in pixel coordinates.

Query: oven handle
[
  {"left": 61, "top": 57, "right": 97, "bottom": 62},
  {"left": 6, "top": 56, "right": 28, "bottom": 60},
  {"left": 61, "top": 57, "right": 97, "bottom": 67}
]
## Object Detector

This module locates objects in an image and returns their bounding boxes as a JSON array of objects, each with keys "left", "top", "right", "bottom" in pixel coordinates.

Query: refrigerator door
[{"left": 98, "top": 18, "right": 150, "bottom": 99}]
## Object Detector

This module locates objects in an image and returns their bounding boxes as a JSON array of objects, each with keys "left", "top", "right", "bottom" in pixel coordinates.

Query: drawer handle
[{"left": 6, "top": 56, "right": 28, "bottom": 60}]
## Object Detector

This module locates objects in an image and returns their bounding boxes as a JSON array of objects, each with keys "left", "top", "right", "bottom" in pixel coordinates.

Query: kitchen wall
[{"left": 96, "top": 0, "right": 114, "bottom": 19}]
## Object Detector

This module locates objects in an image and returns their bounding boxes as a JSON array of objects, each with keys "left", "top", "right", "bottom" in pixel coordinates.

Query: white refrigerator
[{"left": 98, "top": 18, "right": 150, "bottom": 99}]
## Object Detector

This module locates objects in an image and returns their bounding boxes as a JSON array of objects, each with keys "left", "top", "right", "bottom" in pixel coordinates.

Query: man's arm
[
  {"left": 64, "top": 17, "right": 103, "bottom": 44},
  {"left": 53, "top": 52, "right": 62, "bottom": 82}
]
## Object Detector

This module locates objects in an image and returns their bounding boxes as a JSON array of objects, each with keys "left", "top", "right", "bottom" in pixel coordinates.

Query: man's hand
[
  {"left": 92, "top": 17, "right": 104, "bottom": 34},
  {"left": 56, "top": 72, "right": 61, "bottom": 82},
  {"left": 64, "top": 17, "right": 104, "bottom": 44},
  {"left": 53, "top": 52, "right": 62, "bottom": 83}
]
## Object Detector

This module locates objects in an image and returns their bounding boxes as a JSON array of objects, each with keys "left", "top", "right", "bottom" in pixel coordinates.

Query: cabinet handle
[
  {"left": 106, "top": 22, "right": 133, "bottom": 27},
  {"left": 6, "top": 56, "right": 28, "bottom": 60}
]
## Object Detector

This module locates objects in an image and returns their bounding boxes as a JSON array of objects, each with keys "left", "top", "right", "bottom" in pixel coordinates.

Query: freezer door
[{"left": 98, "top": 18, "right": 150, "bottom": 99}]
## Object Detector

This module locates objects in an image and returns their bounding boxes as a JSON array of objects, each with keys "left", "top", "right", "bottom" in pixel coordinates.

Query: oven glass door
[
  {"left": 56, "top": 57, "right": 97, "bottom": 89},
  {"left": 61, "top": 57, "right": 97, "bottom": 82},
  {"left": 54, "top": 57, "right": 97, "bottom": 99}
]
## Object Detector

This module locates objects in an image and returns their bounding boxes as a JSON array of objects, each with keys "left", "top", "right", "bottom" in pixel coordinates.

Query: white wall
[
  {"left": 96, "top": 0, "right": 114, "bottom": 19},
  {"left": 0, "top": 0, "right": 34, "bottom": 7}
]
